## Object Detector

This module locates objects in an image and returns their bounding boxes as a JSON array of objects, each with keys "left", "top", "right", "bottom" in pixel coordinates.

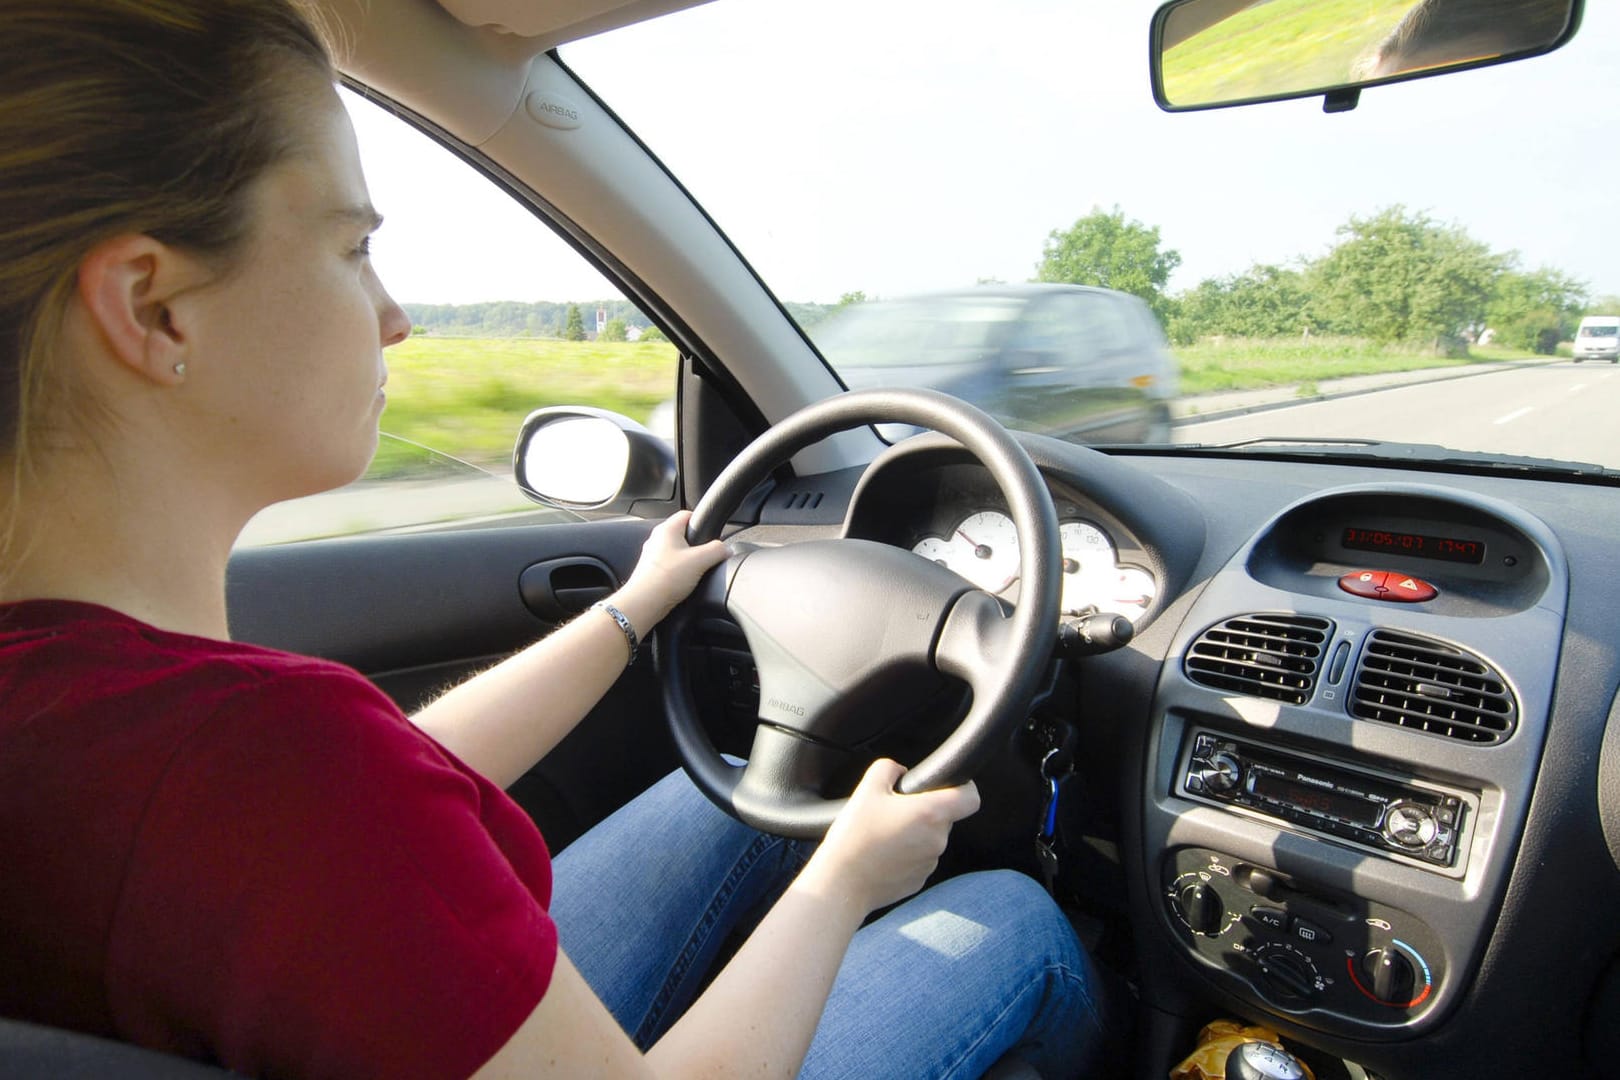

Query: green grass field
[
  {"left": 371, "top": 336, "right": 678, "bottom": 477},
  {"left": 370, "top": 333, "right": 1540, "bottom": 476},
  {"left": 1174, "top": 336, "right": 1536, "bottom": 395}
]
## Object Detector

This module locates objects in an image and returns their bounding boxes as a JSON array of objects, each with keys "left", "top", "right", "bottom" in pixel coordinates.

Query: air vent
[
  {"left": 782, "top": 491, "right": 824, "bottom": 511},
  {"left": 1184, "top": 614, "right": 1334, "bottom": 705},
  {"left": 1350, "top": 630, "right": 1516, "bottom": 744}
]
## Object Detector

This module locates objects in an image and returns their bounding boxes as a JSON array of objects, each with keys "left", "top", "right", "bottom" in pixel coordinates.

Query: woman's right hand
[{"left": 801, "top": 758, "right": 981, "bottom": 915}]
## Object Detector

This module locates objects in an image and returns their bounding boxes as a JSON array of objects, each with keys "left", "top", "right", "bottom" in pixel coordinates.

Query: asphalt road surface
[{"left": 1173, "top": 360, "right": 1620, "bottom": 473}]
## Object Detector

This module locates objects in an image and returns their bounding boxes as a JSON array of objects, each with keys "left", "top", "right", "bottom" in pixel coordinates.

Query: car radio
[{"left": 1180, "top": 731, "right": 1467, "bottom": 868}]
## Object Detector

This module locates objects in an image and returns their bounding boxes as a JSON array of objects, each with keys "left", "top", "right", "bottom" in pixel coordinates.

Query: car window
[
  {"left": 1007, "top": 293, "right": 1126, "bottom": 360},
  {"left": 1014, "top": 297, "right": 1082, "bottom": 354},
  {"left": 566, "top": 0, "right": 1620, "bottom": 467},
  {"left": 237, "top": 90, "right": 678, "bottom": 546}
]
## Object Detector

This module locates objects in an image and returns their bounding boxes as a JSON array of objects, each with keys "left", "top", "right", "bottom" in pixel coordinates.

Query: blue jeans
[{"left": 549, "top": 769, "right": 1110, "bottom": 1079}]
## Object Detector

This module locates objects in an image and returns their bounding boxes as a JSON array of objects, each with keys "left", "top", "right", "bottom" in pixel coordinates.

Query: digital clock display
[{"left": 1341, "top": 527, "right": 1485, "bottom": 564}]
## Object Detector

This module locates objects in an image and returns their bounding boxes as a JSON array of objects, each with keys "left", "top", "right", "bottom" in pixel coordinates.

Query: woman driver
[{"left": 0, "top": 1, "right": 1109, "bottom": 1076}]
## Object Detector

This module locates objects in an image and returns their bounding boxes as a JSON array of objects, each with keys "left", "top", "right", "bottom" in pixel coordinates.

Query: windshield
[
  {"left": 567, "top": 0, "right": 1620, "bottom": 471},
  {"left": 814, "top": 297, "right": 1024, "bottom": 367}
]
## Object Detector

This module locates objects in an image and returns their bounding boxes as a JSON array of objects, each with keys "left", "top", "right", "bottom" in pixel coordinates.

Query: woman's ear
[{"left": 75, "top": 235, "right": 207, "bottom": 385}]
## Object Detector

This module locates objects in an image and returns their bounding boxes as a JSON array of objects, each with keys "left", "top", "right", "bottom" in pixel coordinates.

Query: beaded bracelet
[{"left": 591, "top": 601, "right": 638, "bottom": 667}]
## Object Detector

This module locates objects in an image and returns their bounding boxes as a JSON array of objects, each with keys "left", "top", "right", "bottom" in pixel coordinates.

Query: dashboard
[{"left": 736, "top": 430, "right": 1620, "bottom": 1080}]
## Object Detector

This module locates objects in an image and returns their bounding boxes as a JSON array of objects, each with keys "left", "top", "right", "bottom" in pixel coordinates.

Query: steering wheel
[{"left": 656, "top": 388, "right": 1060, "bottom": 838}]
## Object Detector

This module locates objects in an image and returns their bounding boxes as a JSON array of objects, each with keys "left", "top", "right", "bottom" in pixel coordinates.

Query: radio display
[
  {"left": 1252, "top": 772, "right": 1381, "bottom": 828},
  {"left": 1341, "top": 526, "right": 1484, "bottom": 564}
]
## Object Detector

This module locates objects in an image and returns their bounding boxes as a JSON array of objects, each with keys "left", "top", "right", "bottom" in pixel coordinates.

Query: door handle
[{"left": 518, "top": 557, "right": 620, "bottom": 621}]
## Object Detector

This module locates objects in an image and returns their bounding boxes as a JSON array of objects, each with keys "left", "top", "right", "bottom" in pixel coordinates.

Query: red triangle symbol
[{"left": 1398, "top": 578, "right": 1418, "bottom": 590}]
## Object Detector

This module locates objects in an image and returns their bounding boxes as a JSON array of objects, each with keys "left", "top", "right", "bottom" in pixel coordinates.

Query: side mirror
[
  {"left": 1151, "top": 0, "right": 1580, "bottom": 113},
  {"left": 514, "top": 407, "right": 676, "bottom": 512}
]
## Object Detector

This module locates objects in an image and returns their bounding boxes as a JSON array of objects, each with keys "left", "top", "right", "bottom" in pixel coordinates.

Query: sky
[{"left": 346, "top": 0, "right": 1620, "bottom": 309}]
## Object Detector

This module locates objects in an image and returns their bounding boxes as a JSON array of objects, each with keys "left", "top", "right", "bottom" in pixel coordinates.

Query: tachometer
[
  {"left": 951, "top": 510, "right": 1021, "bottom": 592},
  {"left": 911, "top": 509, "right": 1021, "bottom": 593}
]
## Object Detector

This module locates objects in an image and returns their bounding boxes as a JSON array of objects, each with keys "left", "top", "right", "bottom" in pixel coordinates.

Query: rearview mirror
[{"left": 1151, "top": 0, "right": 1580, "bottom": 113}]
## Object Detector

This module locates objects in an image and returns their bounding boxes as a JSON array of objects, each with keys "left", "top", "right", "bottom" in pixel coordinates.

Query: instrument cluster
[{"left": 910, "top": 508, "right": 1157, "bottom": 622}]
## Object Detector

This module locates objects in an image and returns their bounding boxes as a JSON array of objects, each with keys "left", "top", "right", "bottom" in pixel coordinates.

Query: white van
[{"left": 1573, "top": 314, "right": 1620, "bottom": 363}]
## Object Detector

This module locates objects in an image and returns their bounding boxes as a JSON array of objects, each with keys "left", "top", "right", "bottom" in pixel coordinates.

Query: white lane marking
[
  {"left": 1494, "top": 407, "right": 1533, "bottom": 425},
  {"left": 1569, "top": 384, "right": 1587, "bottom": 393}
]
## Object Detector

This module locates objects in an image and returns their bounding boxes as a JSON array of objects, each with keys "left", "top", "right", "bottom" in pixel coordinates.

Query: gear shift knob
[{"left": 1224, "top": 1040, "right": 1307, "bottom": 1080}]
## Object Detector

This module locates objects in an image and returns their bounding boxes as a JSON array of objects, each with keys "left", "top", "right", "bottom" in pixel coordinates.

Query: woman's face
[{"left": 180, "top": 74, "right": 411, "bottom": 507}]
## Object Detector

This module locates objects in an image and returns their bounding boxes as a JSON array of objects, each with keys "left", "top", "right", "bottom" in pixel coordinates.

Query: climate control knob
[
  {"left": 1362, "top": 946, "right": 1417, "bottom": 1004},
  {"left": 1178, "top": 882, "right": 1226, "bottom": 935},
  {"left": 1251, "top": 942, "right": 1323, "bottom": 1001}
]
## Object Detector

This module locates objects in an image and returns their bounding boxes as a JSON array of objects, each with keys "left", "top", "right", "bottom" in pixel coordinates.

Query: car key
[{"left": 1035, "top": 748, "right": 1073, "bottom": 896}]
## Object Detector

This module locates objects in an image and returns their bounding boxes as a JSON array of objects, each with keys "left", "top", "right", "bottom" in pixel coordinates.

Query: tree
[
  {"left": 1487, "top": 267, "right": 1587, "bottom": 353},
  {"left": 600, "top": 318, "right": 628, "bottom": 342},
  {"left": 1170, "top": 263, "right": 1310, "bottom": 343},
  {"left": 1036, "top": 205, "right": 1181, "bottom": 320},
  {"left": 640, "top": 325, "right": 668, "bottom": 343},
  {"left": 836, "top": 290, "right": 868, "bottom": 308},
  {"left": 563, "top": 304, "right": 586, "bottom": 341},
  {"left": 1308, "top": 206, "right": 1504, "bottom": 347}
]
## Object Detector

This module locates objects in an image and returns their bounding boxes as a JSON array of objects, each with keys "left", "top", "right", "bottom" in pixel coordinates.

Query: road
[{"left": 1173, "top": 361, "right": 1620, "bottom": 472}]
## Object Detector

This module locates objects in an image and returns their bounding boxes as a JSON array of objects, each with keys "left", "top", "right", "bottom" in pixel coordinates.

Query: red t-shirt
[{"left": 0, "top": 600, "right": 557, "bottom": 1079}]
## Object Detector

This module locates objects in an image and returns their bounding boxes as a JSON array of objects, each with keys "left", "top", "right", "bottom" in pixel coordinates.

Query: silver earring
[{"left": 172, "top": 362, "right": 186, "bottom": 377}]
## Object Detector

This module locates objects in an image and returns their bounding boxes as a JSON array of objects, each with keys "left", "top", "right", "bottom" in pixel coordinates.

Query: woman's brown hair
[{"left": 0, "top": 0, "right": 334, "bottom": 523}]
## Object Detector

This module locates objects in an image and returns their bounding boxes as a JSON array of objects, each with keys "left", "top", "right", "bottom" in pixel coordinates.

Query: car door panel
[{"left": 226, "top": 517, "right": 678, "bottom": 849}]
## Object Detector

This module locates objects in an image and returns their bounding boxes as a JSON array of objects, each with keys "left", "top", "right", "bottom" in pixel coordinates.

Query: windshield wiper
[{"left": 1173, "top": 436, "right": 1615, "bottom": 478}]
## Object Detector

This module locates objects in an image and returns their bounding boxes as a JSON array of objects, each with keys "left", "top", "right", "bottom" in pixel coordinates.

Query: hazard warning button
[
  {"left": 1382, "top": 574, "right": 1438, "bottom": 603},
  {"left": 1338, "top": 571, "right": 1438, "bottom": 603}
]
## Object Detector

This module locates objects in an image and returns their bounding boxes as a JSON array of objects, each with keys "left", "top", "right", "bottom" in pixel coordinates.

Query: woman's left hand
[{"left": 620, "top": 510, "right": 730, "bottom": 627}]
